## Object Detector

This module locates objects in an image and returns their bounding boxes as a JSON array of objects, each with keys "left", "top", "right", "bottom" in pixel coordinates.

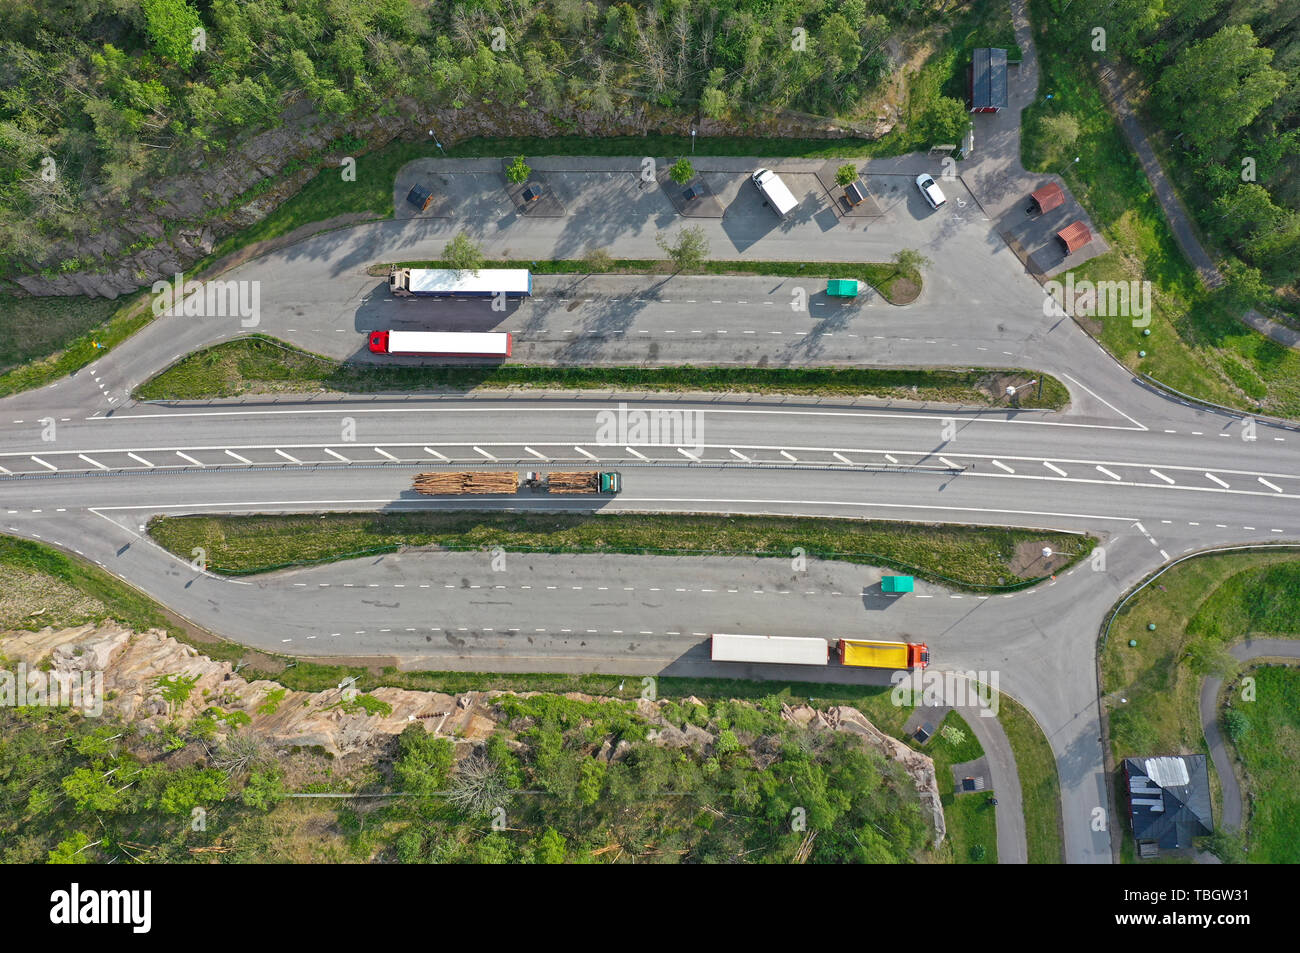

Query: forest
[
  {"left": 0, "top": 693, "right": 934, "bottom": 864},
  {"left": 1045, "top": 0, "right": 1300, "bottom": 289},
  {"left": 0, "top": 0, "right": 941, "bottom": 281}
]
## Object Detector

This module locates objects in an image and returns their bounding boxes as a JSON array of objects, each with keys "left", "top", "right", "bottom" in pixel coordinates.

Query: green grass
[
  {"left": 1100, "top": 550, "right": 1300, "bottom": 859},
  {"left": 1227, "top": 665, "right": 1300, "bottom": 863},
  {"left": 146, "top": 510, "right": 1092, "bottom": 590},
  {"left": 923, "top": 710, "right": 997, "bottom": 864},
  {"left": 0, "top": 294, "right": 151, "bottom": 398},
  {"left": 1023, "top": 0, "right": 1300, "bottom": 419},
  {"left": 997, "top": 693, "right": 1065, "bottom": 863},
  {"left": 134, "top": 334, "right": 1070, "bottom": 409}
]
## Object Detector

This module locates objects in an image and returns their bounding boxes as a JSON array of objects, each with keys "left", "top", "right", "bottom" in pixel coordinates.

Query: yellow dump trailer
[{"left": 838, "top": 639, "right": 929, "bottom": 670}]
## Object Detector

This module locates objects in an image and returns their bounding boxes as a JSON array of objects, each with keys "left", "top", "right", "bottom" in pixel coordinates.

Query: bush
[
  {"left": 506, "top": 155, "right": 531, "bottom": 185},
  {"left": 1224, "top": 708, "right": 1251, "bottom": 742},
  {"left": 836, "top": 163, "right": 858, "bottom": 186},
  {"left": 669, "top": 158, "right": 694, "bottom": 185},
  {"left": 969, "top": 843, "right": 987, "bottom": 861}
]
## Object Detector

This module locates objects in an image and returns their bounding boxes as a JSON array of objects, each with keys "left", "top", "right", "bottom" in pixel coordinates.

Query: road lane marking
[
  {"left": 524, "top": 446, "right": 547, "bottom": 459},
  {"left": 1205, "top": 473, "right": 1229, "bottom": 488},
  {"left": 677, "top": 447, "right": 699, "bottom": 461},
  {"left": 127, "top": 453, "right": 155, "bottom": 468},
  {"left": 77, "top": 454, "right": 107, "bottom": 470},
  {"left": 1259, "top": 477, "right": 1283, "bottom": 493},
  {"left": 30, "top": 456, "right": 57, "bottom": 471},
  {"left": 423, "top": 447, "right": 448, "bottom": 460},
  {"left": 1148, "top": 469, "right": 1176, "bottom": 485},
  {"left": 833, "top": 452, "right": 852, "bottom": 465},
  {"left": 780, "top": 450, "right": 797, "bottom": 462},
  {"left": 575, "top": 446, "right": 597, "bottom": 459},
  {"left": 729, "top": 449, "right": 751, "bottom": 462},
  {"left": 1094, "top": 465, "right": 1122, "bottom": 480},
  {"left": 225, "top": 450, "right": 253, "bottom": 464},
  {"left": 625, "top": 447, "right": 648, "bottom": 460},
  {"left": 176, "top": 452, "right": 204, "bottom": 467},
  {"left": 991, "top": 460, "right": 1014, "bottom": 473},
  {"left": 1043, "top": 461, "right": 1068, "bottom": 476},
  {"left": 938, "top": 456, "right": 960, "bottom": 469},
  {"left": 373, "top": 447, "right": 400, "bottom": 461},
  {"left": 275, "top": 449, "right": 302, "bottom": 464},
  {"left": 473, "top": 446, "right": 497, "bottom": 460},
  {"left": 323, "top": 448, "right": 350, "bottom": 462}
]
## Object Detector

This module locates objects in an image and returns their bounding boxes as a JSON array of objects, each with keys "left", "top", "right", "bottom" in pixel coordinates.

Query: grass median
[
  {"left": 147, "top": 510, "right": 1092, "bottom": 590},
  {"left": 997, "top": 693, "right": 1065, "bottom": 863},
  {"left": 134, "top": 334, "right": 1069, "bottom": 408}
]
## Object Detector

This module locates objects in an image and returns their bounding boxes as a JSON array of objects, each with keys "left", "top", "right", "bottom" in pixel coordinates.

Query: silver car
[{"left": 915, "top": 173, "right": 946, "bottom": 210}]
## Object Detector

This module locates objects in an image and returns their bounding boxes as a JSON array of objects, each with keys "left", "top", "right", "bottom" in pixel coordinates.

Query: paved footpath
[{"left": 959, "top": 704, "right": 1030, "bottom": 863}]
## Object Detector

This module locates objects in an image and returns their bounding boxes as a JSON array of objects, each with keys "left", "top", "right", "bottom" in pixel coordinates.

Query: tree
[
  {"left": 159, "top": 767, "right": 228, "bottom": 814},
  {"left": 506, "top": 154, "right": 531, "bottom": 185},
  {"left": 836, "top": 163, "right": 858, "bottom": 186},
  {"left": 582, "top": 247, "right": 613, "bottom": 273},
  {"left": 891, "top": 248, "right": 931, "bottom": 278},
  {"left": 700, "top": 86, "right": 727, "bottom": 119},
  {"left": 656, "top": 225, "right": 709, "bottom": 272},
  {"left": 669, "top": 157, "right": 694, "bottom": 185},
  {"left": 393, "top": 724, "right": 454, "bottom": 795},
  {"left": 1155, "top": 25, "right": 1287, "bottom": 160},
  {"left": 440, "top": 233, "right": 484, "bottom": 275},
  {"left": 938, "top": 722, "right": 966, "bottom": 747},
  {"left": 532, "top": 827, "right": 567, "bottom": 864},
  {"left": 1212, "top": 184, "right": 1283, "bottom": 246},
  {"left": 240, "top": 768, "right": 285, "bottom": 810},
  {"left": 918, "top": 96, "right": 969, "bottom": 145},
  {"left": 448, "top": 751, "right": 511, "bottom": 816},
  {"left": 140, "top": 0, "right": 204, "bottom": 71}
]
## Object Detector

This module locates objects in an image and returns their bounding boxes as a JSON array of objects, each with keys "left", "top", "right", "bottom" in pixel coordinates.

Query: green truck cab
[
  {"left": 600, "top": 472, "right": 622, "bottom": 494},
  {"left": 826, "top": 279, "right": 859, "bottom": 297}
]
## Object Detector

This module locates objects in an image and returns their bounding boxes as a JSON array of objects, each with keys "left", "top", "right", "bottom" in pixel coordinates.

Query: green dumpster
[
  {"left": 881, "top": 575, "right": 914, "bottom": 593},
  {"left": 826, "top": 279, "right": 859, "bottom": 297}
]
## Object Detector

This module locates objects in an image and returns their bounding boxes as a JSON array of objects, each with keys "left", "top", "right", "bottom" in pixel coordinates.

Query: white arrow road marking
[
  {"left": 1043, "top": 461, "right": 1068, "bottom": 476},
  {"left": 1259, "top": 477, "right": 1283, "bottom": 493},
  {"left": 275, "top": 449, "right": 302, "bottom": 464},
  {"left": 77, "top": 454, "right": 107, "bottom": 470},
  {"left": 127, "top": 452, "right": 155, "bottom": 468},
  {"left": 1149, "top": 468, "right": 1176, "bottom": 485},
  {"left": 991, "top": 460, "right": 1015, "bottom": 473},
  {"left": 30, "top": 456, "right": 57, "bottom": 471},
  {"left": 1096, "top": 465, "right": 1122, "bottom": 480},
  {"left": 323, "top": 448, "right": 349, "bottom": 462},
  {"left": 1205, "top": 473, "right": 1229, "bottom": 488},
  {"left": 225, "top": 450, "right": 253, "bottom": 464},
  {"left": 176, "top": 452, "right": 204, "bottom": 467}
]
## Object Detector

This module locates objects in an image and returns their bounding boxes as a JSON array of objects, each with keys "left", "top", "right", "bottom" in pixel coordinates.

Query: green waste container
[{"left": 881, "top": 575, "right": 914, "bottom": 593}]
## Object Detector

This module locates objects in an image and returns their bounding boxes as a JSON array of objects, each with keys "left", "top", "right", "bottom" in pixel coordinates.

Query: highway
[{"left": 2, "top": 162, "right": 1296, "bottom": 866}]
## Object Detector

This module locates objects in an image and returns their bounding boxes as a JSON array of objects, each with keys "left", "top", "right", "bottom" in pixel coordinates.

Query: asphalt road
[{"left": 2, "top": 159, "right": 1296, "bottom": 866}]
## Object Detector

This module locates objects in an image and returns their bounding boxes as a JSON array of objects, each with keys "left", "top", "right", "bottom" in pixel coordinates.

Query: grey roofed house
[
  {"left": 1123, "top": 755, "right": 1214, "bottom": 853},
  {"left": 969, "top": 48, "right": 1008, "bottom": 112}
]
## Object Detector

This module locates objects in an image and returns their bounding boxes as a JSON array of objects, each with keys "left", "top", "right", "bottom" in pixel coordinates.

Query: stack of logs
[
  {"left": 546, "top": 471, "right": 599, "bottom": 494},
  {"left": 412, "top": 471, "right": 518, "bottom": 495}
]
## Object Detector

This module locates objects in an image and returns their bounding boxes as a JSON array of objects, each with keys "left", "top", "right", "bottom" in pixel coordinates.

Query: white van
[{"left": 752, "top": 168, "right": 798, "bottom": 218}]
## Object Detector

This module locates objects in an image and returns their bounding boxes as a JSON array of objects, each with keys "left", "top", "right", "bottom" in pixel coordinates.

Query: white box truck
[{"left": 752, "top": 168, "right": 798, "bottom": 218}]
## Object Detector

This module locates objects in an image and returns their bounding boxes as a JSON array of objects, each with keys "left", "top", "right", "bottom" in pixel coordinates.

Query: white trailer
[
  {"left": 751, "top": 168, "right": 799, "bottom": 219},
  {"left": 710, "top": 633, "right": 830, "bottom": 666}
]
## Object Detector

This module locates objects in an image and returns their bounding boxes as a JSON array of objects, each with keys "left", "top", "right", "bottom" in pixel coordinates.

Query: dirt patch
[
  {"left": 1008, "top": 538, "right": 1077, "bottom": 578},
  {"left": 888, "top": 276, "right": 921, "bottom": 304}
]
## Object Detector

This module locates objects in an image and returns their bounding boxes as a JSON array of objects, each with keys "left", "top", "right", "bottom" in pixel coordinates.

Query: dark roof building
[
  {"left": 1123, "top": 755, "right": 1214, "bottom": 854},
  {"left": 969, "top": 48, "right": 1008, "bottom": 112}
]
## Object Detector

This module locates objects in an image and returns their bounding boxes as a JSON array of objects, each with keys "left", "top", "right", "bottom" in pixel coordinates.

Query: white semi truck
[{"left": 751, "top": 168, "right": 798, "bottom": 219}]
